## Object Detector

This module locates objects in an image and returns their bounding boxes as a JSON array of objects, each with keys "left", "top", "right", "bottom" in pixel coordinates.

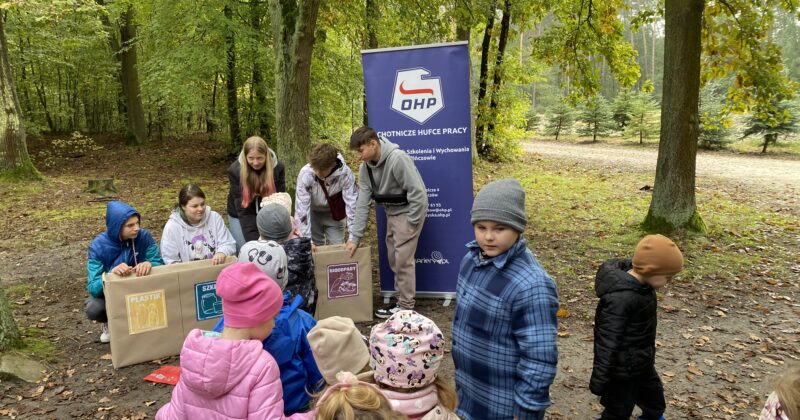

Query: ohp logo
[{"left": 391, "top": 68, "right": 444, "bottom": 124}]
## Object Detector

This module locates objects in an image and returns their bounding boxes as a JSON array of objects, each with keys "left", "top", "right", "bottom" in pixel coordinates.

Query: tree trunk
[
  {"left": 97, "top": 1, "right": 147, "bottom": 145},
  {"left": 118, "top": 5, "right": 147, "bottom": 145},
  {"left": 270, "top": 0, "right": 322, "bottom": 192},
  {"left": 475, "top": 1, "right": 496, "bottom": 154},
  {"left": 485, "top": 0, "right": 510, "bottom": 139},
  {"left": 224, "top": 6, "right": 242, "bottom": 151},
  {"left": 642, "top": 0, "right": 706, "bottom": 233},
  {"left": 762, "top": 133, "right": 776, "bottom": 153},
  {"left": 0, "top": 286, "right": 22, "bottom": 351},
  {"left": 363, "top": 0, "right": 379, "bottom": 127},
  {"left": 251, "top": 3, "right": 272, "bottom": 140},
  {"left": 641, "top": 25, "right": 648, "bottom": 82},
  {"left": 208, "top": 73, "right": 218, "bottom": 133},
  {"left": 0, "top": 18, "right": 38, "bottom": 180}
]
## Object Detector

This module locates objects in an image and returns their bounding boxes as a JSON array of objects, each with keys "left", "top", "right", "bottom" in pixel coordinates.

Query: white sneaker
[{"left": 100, "top": 323, "right": 110, "bottom": 343}]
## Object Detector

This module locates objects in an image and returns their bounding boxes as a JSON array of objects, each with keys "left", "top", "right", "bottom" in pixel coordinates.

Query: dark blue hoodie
[{"left": 87, "top": 201, "right": 163, "bottom": 298}]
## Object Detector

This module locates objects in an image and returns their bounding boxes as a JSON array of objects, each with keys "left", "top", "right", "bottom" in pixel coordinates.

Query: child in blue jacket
[
  {"left": 85, "top": 201, "right": 163, "bottom": 343},
  {"left": 214, "top": 235, "right": 322, "bottom": 415}
]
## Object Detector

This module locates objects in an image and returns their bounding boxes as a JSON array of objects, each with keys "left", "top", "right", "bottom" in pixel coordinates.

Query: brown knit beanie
[
  {"left": 632, "top": 234, "right": 684, "bottom": 276},
  {"left": 308, "top": 316, "right": 370, "bottom": 385}
]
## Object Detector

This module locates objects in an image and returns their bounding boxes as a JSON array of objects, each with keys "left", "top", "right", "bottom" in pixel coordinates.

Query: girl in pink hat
[
  {"left": 367, "top": 310, "right": 458, "bottom": 420},
  {"left": 156, "top": 262, "right": 311, "bottom": 420}
]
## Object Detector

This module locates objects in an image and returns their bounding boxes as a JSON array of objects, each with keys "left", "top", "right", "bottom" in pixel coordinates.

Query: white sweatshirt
[{"left": 160, "top": 206, "right": 237, "bottom": 264}]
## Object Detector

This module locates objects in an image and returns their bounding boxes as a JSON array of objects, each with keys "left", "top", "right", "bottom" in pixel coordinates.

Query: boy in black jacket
[{"left": 591, "top": 234, "right": 684, "bottom": 420}]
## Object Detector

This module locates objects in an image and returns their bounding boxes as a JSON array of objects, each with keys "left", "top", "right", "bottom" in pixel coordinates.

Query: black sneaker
[{"left": 374, "top": 304, "right": 402, "bottom": 319}]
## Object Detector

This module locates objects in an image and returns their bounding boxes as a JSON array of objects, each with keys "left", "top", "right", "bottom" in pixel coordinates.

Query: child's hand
[
  {"left": 345, "top": 241, "right": 357, "bottom": 258},
  {"left": 134, "top": 261, "right": 153, "bottom": 277},
  {"left": 211, "top": 252, "right": 226, "bottom": 265},
  {"left": 112, "top": 263, "right": 133, "bottom": 276}
]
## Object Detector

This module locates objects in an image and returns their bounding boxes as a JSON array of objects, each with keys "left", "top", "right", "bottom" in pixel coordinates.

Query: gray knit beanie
[
  {"left": 470, "top": 178, "right": 527, "bottom": 232},
  {"left": 257, "top": 203, "right": 292, "bottom": 240}
]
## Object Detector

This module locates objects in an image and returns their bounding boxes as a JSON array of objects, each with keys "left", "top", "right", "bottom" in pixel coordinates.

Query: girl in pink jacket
[{"left": 156, "top": 262, "right": 313, "bottom": 420}]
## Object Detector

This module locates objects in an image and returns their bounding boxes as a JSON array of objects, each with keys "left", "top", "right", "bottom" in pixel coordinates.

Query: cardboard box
[
  {"left": 313, "top": 245, "right": 372, "bottom": 322},
  {"left": 103, "top": 257, "right": 235, "bottom": 368}
]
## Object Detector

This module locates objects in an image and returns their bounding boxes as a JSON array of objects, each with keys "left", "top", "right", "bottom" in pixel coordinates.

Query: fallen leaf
[
  {"left": 557, "top": 331, "right": 570, "bottom": 338},
  {"left": 144, "top": 401, "right": 156, "bottom": 407},
  {"left": 39, "top": 317, "right": 50, "bottom": 322},
  {"left": 99, "top": 397, "right": 111, "bottom": 403},
  {"left": 760, "top": 357, "right": 781, "bottom": 366},
  {"left": 98, "top": 406, "right": 116, "bottom": 412},
  {"left": 30, "top": 386, "right": 45, "bottom": 398},
  {"left": 556, "top": 308, "right": 569, "bottom": 318},
  {"left": 663, "top": 371, "right": 676, "bottom": 377},
  {"left": 759, "top": 342, "right": 769, "bottom": 353},
  {"left": 703, "top": 359, "right": 714, "bottom": 366},
  {"left": 100, "top": 353, "right": 113, "bottom": 360},
  {"left": 687, "top": 365, "right": 704, "bottom": 376},
  {"left": 699, "top": 325, "right": 714, "bottom": 332}
]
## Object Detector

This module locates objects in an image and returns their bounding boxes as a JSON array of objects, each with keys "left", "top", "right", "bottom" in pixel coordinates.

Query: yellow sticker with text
[{"left": 125, "top": 289, "right": 168, "bottom": 335}]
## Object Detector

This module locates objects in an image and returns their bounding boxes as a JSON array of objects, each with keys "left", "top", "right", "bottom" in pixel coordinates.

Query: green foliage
[
  {"left": 611, "top": 89, "right": 635, "bottom": 130},
  {"left": 624, "top": 90, "right": 659, "bottom": 143},
  {"left": 526, "top": 110, "right": 541, "bottom": 132},
  {"left": 531, "top": 0, "right": 640, "bottom": 100},
  {"left": 641, "top": 209, "right": 707, "bottom": 234},
  {"left": 698, "top": 80, "right": 732, "bottom": 150},
  {"left": 742, "top": 100, "right": 799, "bottom": 153},
  {"left": 577, "top": 95, "right": 613, "bottom": 141},
  {"left": 545, "top": 101, "right": 574, "bottom": 140},
  {"left": 702, "top": 1, "right": 798, "bottom": 127}
]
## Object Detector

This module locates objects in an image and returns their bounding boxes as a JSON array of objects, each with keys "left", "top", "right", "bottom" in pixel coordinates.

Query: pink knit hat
[
  {"left": 216, "top": 262, "right": 283, "bottom": 328},
  {"left": 369, "top": 310, "right": 445, "bottom": 389}
]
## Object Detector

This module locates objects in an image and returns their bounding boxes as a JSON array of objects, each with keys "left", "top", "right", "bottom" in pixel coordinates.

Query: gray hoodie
[{"left": 351, "top": 137, "right": 427, "bottom": 245}]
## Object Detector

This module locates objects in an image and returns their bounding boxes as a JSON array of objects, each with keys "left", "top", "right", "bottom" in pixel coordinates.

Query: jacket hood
[
  {"left": 105, "top": 201, "right": 139, "bottom": 243},
  {"left": 180, "top": 329, "right": 265, "bottom": 399},
  {"left": 370, "top": 136, "right": 400, "bottom": 168},
  {"left": 595, "top": 258, "right": 650, "bottom": 298},
  {"left": 269, "top": 148, "right": 279, "bottom": 169},
  {"left": 168, "top": 205, "right": 213, "bottom": 229}
]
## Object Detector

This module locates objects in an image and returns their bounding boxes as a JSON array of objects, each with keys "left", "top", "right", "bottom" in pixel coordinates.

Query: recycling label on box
[{"left": 194, "top": 281, "right": 222, "bottom": 321}]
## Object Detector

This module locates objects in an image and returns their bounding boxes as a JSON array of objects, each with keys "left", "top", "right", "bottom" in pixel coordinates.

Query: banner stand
[{"left": 361, "top": 41, "right": 473, "bottom": 305}]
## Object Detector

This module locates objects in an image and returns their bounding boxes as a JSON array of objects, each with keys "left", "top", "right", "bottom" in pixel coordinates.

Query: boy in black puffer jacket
[{"left": 591, "top": 234, "right": 684, "bottom": 420}]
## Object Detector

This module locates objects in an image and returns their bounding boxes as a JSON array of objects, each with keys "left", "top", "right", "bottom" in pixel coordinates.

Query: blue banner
[{"left": 361, "top": 42, "right": 473, "bottom": 298}]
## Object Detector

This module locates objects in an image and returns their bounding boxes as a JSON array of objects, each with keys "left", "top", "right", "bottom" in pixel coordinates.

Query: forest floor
[{"left": 0, "top": 134, "right": 798, "bottom": 419}]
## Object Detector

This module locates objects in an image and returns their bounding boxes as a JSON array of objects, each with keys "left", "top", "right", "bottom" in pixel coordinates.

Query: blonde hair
[
  {"left": 432, "top": 377, "right": 457, "bottom": 412},
  {"left": 315, "top": 384, "right": 407, "bottom": 420},
  {"left": 239, "top": 136, "right": 275, "bottom": 208},
  {"left": 773, "top": 364, "right": 800, "bottom": 420}
]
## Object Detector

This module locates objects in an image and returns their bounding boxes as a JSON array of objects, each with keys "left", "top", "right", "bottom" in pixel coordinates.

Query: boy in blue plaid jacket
[{"left": 452, "top": 179, "right": 559, "bottom": 420}]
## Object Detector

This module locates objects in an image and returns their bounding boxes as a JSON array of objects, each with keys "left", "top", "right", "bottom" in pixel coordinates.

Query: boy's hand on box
[
  {"left": 345, "top": 241, "right": 357, "bottom": 258},
  {"left": 134, "top": 261, "right": 152, "bottom": 277},
  {"left": 112, "top": 263, "right": 133, "bottom": 276}
]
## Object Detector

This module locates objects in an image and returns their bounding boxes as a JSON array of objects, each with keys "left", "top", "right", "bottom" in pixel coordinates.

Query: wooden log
[{"left": 86, "top": 178, "right": 117, "bottom": 195}]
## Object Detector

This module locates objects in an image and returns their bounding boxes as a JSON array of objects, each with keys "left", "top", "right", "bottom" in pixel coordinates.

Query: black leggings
[{"left": 600, "top": 367, "right": 665, "bottom": 420}]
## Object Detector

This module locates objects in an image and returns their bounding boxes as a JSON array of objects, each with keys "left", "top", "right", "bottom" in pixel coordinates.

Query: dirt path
[{"left": 524, "top": 140, "right": 800, "bottom": 192}]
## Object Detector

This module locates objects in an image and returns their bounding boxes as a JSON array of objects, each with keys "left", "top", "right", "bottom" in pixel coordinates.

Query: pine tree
[
  {"left": 625, "top": 91, "right": 660, "bottom": 144},
  {"left": 577, "top": 96, "right": 613, "bottom": 142},
  {"left": 698, "top": 81, "right": 732, "bottom": 150},
  {"left": 611, "top": 90, "right": 635, "bottom": 131},
  {"left": 742, "top": 100, "right": 799, "bottom": 153},
  {"left": 545, "top": 102, "right": 574, "bottom": 140}
]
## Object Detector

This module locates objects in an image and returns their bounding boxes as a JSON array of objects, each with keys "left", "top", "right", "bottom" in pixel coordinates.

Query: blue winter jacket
[
  {"left": 86, "top": 201, "right": 164, "bottom": 298},
  {"left": 213, "top": 292, "right": 323, "bottom": 415}
]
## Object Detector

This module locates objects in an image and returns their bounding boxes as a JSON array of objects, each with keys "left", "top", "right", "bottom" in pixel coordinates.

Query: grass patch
[
  {"left": 6, "top": 283, "right": 34, "bottom": 299},
  {"left": 474, "top": 155, "right": 798, "bottom": 289},
  {"left": 18, "top": 327, "right": 57, "bottom": 362},
  {"left": 30, "top": 206, "right": 104, "bottom": 222},
  {"left": 727, "top": 137, "right": 800, "bottom": 156}
]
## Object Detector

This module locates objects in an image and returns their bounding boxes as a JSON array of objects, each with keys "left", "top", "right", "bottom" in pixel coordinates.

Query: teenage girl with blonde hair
[{"left": 226, "top": 136, "right": 286, "bottom": 248}]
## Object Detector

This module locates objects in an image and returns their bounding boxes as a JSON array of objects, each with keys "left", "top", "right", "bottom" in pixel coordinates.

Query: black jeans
[
  {"left": 84, "top": 296, "right": 107, "bottom": 323},
  {"left": 599, "top": 367, "right": 665, "bottom": 420}
]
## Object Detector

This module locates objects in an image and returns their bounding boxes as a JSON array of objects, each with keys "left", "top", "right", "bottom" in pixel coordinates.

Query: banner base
[{"left": 380, "top": 291, "right": 456, "bottom": 307}]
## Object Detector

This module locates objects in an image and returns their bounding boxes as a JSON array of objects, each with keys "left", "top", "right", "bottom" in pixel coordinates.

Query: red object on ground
[{"left": 144, "top": 365, "right": 181, "bottom": 385}]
